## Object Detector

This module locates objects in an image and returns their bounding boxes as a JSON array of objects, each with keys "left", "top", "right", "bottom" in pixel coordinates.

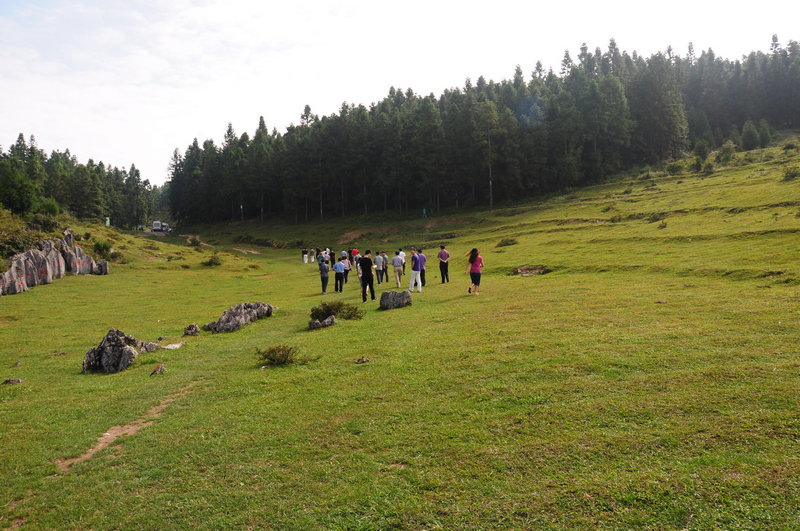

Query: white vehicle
[{"left": 152, "top": 221, "right": 162, "bottom": 232}]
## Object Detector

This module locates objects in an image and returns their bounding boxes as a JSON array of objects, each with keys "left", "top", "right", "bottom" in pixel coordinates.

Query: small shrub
[
  {"left": 609, "top": 214, "right": 622, "bottom": 223},
  {"left": 658, "top": 220, "right": 667, "bottom": 229},
  {"left": 256, "top": 345, "right": 320, "bottom": 366},
  {"left": 648, "top": 212, "right": 666, "bottom": 223},
  {"left": 783, "top": 141, "right": 797, "bottom": 151},
  {"left": 622, "top": 188, "right": 633, "bottom": 195},
  {"left": 189, "top": 237, "right": 201, "bottom": 247},
  {"left": 109, "top": 250, "right": 124, "bottom": 261},
  {"left": 35, "top": 198, "right": 60, "bottom": 217},
  {"left": 201, "top": 251, "right": 223, "bottom": 267},
  {"left": 310, "top": 301, "right": 365, "bottom": 321},
  {"left": 600, "top": 205, "right": 613, "bottom": 213},
  {"left": 31, "top": 212, "right": 60, "bottom": 232},
  {"left": 703, "top": 162, "right": 715, "bottom": 174},
  {"left": 665, "top": 161, "right": 682, "bottom": 175},
  {"left": 497, "top": 237, "right": 518, "bottom": 247},
  {"left": 782, "top": 166, "right": 800, "bottom": 181},
  {"left": 181, "top": 264, "right": 190, "bottom": 269},
  {"left": 93, "top": 241, "right": 112, "bottom": 260},
  {"left": 83, "top": 232, "right": 91, "bottom": 241},
  {"left": 0, "top": 233, "right": 38, "bottom": 259}
]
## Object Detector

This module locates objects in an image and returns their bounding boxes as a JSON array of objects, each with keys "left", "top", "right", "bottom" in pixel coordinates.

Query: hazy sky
[{"left": 1, "top": 0, "right": 795, "bottom": 186}]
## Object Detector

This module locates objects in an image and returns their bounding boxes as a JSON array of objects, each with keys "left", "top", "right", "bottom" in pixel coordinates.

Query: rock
[
  {"left": 0, "top": 256, "right": 28, "bottom": 295},
  {"left": 149, "top": 364, "right": 165, "bottom": 376},
  {"left": 62, "top": 228, "right": 75, "bottom": 249},
  {"left": 63, "top": 244, "right": 96, "bottom": 275},
  {"left": 93, "top": 260, "right": 109, "bottom": 275},
  {"left": 510, "top": 265, "right": 552, "bottom": 277},
  {"left": 141, "top": 342, "right": 162, "bottom": 353},
  {"left": 14, "top": 360, "right": 21, "bottom": 366},
  {"left": 3, "top": 379, "right": 23, "bottom": 385},
  {"left": 309, "top": 315, "right": 336, "bottom": 329},
  {"left": 204, "top": 302, "right": 273, "bottom": 333},
  {"left": 183, "top": 324, "right": 200, "bottom": 336},
  {"left": 379, "top": 290, "right": 413, "bottom": 310},
  {"left": 82, "top": 328, "right": 143, "bottom": 373},
  {"left": 39, "top": 240, "right": 66, "bottom": 280}
]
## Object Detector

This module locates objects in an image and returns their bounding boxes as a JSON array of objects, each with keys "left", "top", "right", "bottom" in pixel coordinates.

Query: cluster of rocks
[
  {"left": 204, "top": 302, "right": 273, "bottom": 333},
  {"left": 0, "top": 228, "right": 108, "bottom": 297},
  {"left": 81, "top": 328, "right": 187, "bottom": 373},
  {"left": 379, "top": 290, "right": 413, "bottom": 310},
  {"left": 308, "top": 315, "right": 336, "bottom": 329}
]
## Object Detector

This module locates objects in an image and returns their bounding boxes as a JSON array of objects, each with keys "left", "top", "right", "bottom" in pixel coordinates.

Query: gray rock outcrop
[
  {"left": 183, "top": 324, "right": 200, "bottom": 336},
  {"left": 379, "top": 290, "right": 413, "bottom": 310},
  {"left": 82, "top": 328, "right": 143, "bottom": 373},
  {"left": 141, "top": 342, "right": 162, "bottom": 353},
  {"left": 309, "top": 315, "right": 336, "bottom": 329},
  {"left": 3, "top": 379, "right": 23, "bottom": 385},
  {"left": 0, "top": 228, "right": 107, "bottom": 297},
  {"left": 204, "top": 302, "right": 273, "bottom": 333}
]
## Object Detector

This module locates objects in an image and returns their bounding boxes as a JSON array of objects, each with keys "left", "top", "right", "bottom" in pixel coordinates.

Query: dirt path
[
  {"left": 232, "top": 248, "right": 261, "bottom": 255},
  {"left": 55, "top": 382, "right": 197, "bottom": 473}
]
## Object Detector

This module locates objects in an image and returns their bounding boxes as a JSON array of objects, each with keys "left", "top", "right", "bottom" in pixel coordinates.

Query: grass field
[{"left": 2, "top": 143, "right": 800, "bottom": 530}]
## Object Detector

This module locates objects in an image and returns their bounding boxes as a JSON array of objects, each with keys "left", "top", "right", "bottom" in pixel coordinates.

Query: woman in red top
[{"left": 465, "top": 248, "right": 484, "bottom": 295}]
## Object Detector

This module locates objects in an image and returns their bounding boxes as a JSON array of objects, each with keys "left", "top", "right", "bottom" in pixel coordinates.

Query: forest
[
  {"left": 2, "top": 36, "right": 798, "bottom": 227},
  {"left": 0, "top": 137, "right": 162, "bottom": 227}
]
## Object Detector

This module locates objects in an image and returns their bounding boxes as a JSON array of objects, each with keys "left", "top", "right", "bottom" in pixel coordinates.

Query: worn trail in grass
[{"left": 2, "top": 145, "right": 800, "bottom": 529}]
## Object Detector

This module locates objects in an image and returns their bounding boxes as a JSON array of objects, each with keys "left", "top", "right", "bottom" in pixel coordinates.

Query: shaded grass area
[{"left": 2, "top": 142, "right": 800, "bottom": 529}]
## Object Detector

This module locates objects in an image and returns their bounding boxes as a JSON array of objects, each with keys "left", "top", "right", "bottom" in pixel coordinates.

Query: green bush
[
  {"left": 35, "top": 198, "right": 60, "bottom": 217},
  {"left": 703, "top": 162, "right": 715, "bottom": 174},
  {"left": 30, "top": 213, "right": 60, "bottom": 233},
  {"left": 189, "top": 236, "right": 201, "bottom": 247},
  {"left": 201, "top": 251, "right": 223, "bottom": 266},
  {"left": 783, "top": 166, "right": 800, "bottom": 181},
  {"left": 665, "top": 161, "right": 682, "bottom": 175},
  {"left": 496, "top": 237, "right": 518, "bottom": 247},
  {"left": 310, "top": 301, "right": 365, "bottom": 321},
  {"left": 93, "top": 241, "right": 112, "bottom": 260},
  {"left": 256, "top": 345, "right": 320, "bottom": 366},
  {"left": 0, "top": 232, "right": 38, "bottom": 259}
]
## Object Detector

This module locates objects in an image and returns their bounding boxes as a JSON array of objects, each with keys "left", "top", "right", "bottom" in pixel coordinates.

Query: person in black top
[{"left": 360, "top": 250, "right": 377, "bottom": 302}]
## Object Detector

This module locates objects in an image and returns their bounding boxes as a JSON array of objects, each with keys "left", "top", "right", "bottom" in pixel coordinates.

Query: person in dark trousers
[
  {"left": 418, "top": 248, "right": 427, "bottom": 287},
  {"left": 319, "top": 259, "right": 330, "bottom": 294},
  {"left": 360, "top": 250, "right": 377, "bottom": 302},
  {"left": 380, "top": 251, "right": 390, "bottom": 283},
  {"left": 438, "top": 244, "right": 450, "bottom": 283},
  {"left": 333, "top": 257, "right": 346, "bottom": 292},
  {"left": 342, "top": 255, "right": 351, "bottom": 284},
  {"left": 374, "top": 251, "right": 384, "bottom": 285}
]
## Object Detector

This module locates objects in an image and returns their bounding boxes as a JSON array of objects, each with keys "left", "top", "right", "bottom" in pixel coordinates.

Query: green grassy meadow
[{"left": 2, "top": 144, "right": 800, "bottom": 529}]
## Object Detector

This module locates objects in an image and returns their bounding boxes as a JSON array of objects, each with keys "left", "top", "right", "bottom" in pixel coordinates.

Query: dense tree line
[
  {"left": 167, "top": 37, "right": 799, "bottom": 224},
  {"left": 0, "top": 134, "right": 160, "bottom": 228}
]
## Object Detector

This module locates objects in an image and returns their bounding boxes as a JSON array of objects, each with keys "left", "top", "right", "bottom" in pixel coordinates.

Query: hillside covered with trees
[
  {"left": 3, "top": 37, "right": 798, "bottom": 227},
  {"left": 0, "top": 135, "right": 162, "bottom": 228}
]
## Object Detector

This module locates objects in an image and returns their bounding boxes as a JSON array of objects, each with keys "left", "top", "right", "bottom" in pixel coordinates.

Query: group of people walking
[{"left": 304, "top": 244, "right": 485, "bottom": 300}]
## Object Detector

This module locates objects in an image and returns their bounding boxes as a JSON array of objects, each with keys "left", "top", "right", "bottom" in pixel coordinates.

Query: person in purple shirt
[
  {"left": 437, "top": 244, "right": 450, "bottom": 283},
  {"left": 408, "top": 248, "right": 422, "bottom": 293},
  {"left": 414, "top": 248, "right": 427, "bottom": 288}
]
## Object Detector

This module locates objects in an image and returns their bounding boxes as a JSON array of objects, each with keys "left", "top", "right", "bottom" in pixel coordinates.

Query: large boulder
[
  {"left": 309, "top": 315, "right": 336, "bottom": 329},
  {"left": 82, "top": 328, "right": 143, "bottom": 373},
  {"left": 183, "top": 323, "right": 200, "bottom": 336},
  {"left": 0, "top": 256, "right": 28, "bottom": 296},
  {"left": 39, "top": 240, "right": 66, "bottom": 280},
  {"left": 93, "top": 260, "right": 109, "bottom": 275},
  {"left": 204, "top": 302, "right": 273, "bottom": 333},
  {"left": 21, "top": 248, "right": 51, "bottom": 287},
  {"left": 63, "top": 244, "right": 96, "bottom": 275},
  {"left": 379, "top": 290, "right": 413, "bottom": 310}
]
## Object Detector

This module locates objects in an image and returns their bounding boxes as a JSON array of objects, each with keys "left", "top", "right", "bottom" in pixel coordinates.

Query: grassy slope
[{"left": 1, "top": 144, "right": 800, "bottom": 530}]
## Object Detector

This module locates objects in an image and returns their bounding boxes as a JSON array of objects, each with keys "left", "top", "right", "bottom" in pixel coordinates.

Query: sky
[{"left": 1, "top": 0, "right": 796, "bottom": 186}]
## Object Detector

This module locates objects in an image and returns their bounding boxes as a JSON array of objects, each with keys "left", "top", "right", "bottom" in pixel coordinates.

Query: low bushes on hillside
[
  {"left": 310, "top": 301, "right": 365, "bottom": 321},
  {"left": 255, "top": 345, "right": 320, "bottom": 366}
]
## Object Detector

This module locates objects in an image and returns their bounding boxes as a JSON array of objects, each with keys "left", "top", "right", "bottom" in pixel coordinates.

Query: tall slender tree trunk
[
  {"left": 260, "top": 192, "right": 264, "bottom": 225},
  {"left": 489, "top": 127, "right": 493, "bottom": 211}
]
